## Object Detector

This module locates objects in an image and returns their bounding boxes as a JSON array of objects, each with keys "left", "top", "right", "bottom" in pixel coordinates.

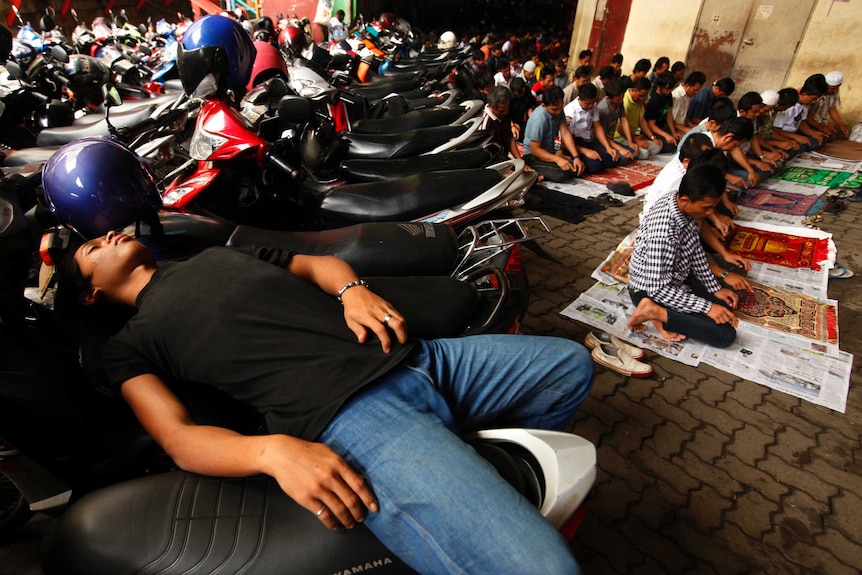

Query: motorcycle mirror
[
  {"left": 129, "top": 52, "right": 142, "bottom": 64},
  {"left": 5, "top": 61, "right": 26, "bottom": 81},
  {"left": 40, "top": 14, "right": 56, "bottom": 32},
  {"left": 138, "top": 44, "right": 151, "bottom": 56},
  {"left": 51, "top": 45, "right": 69, "bottom": 63},
  {"left": 277, "top": 95, "right": 314, "bottom": 123},
  {"left": 267, "top": 77, "right": 289, "bottom": 101},
  {"left": 138, "top": 23, "right": 147, "bottom": 36},
  {"left": 103, "top": 84, "right": 122, "bottom": 108}
]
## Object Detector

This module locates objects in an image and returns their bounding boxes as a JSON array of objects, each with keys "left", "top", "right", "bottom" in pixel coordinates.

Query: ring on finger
[
  {"left": 315, "top": 505, "right": 327, "bottom": 517},
  {"left": 383, "top": 314, "right": 392, "bottom": 325}
]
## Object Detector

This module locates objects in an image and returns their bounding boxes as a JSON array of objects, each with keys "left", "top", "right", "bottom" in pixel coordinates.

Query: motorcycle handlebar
[{"left": 266, "top": 152, "right": 301, "bottom": 180}]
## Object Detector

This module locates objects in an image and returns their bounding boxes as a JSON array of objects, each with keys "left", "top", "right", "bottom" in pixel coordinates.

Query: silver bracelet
[{"left": 337, "top": 279, "right": 368, "bottom": 303}]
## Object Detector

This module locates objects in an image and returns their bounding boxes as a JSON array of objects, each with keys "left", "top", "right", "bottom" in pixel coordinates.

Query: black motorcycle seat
[
  {"left": 41, "top": 471, "right": 419, "bottom": 575},
  {"left": 351, "top": 107, "right": 463, "bottom": 134},
  {"left": 342, "top": 124, "right": 468, "bottom": 159},
  {"left": 36, "top": 106, "right": 156, "bottom": 146},
  {"left": 340, "top": 147, "right": 495, "bottom": 182},
  {"left": 345, "top": 78, "right": 422, "bottom": 101},
  {"left": 2, "top": 147, "right": 58, "bottom": 167},
  {"left": 226, "top": 222, "right": 458, "bottom": 277},
  {"left": 318, "top": 169, "right": 503, "bottom": 222}
]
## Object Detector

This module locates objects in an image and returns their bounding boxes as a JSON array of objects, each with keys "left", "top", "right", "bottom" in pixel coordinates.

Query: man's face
[
  {"left": 680, "top": 195, "right": 721, "bottom": 220},
  {"left": 630, "top": 88, "right": 649, "bottom": 102},
  {"left": 673, "top": 68, "right": 685, "bottom": 82},
  {"left": 545, "top": 101, "right": 563, "bottom": 117},
  {"left": 580, "top": 55, "right": 592, "bottom": 67},
  {"left": 555, "top": 64, "right": 565, "bottom": 77},
  {"left": 827, "top": 85, "right": 840, "bottom": 96},
  {"left": 715, "top": 134, "right": 742, "bottom": 151},
  {"left": 656, "top": 63, "right": 669, "bottom": 74},
  {"left": 798, "top": 92, "right": 819, "bottom": 105},
  {"left": 632, "top": 70, "right": 646, "bottom": 80},
  {"left": 739, "top": 104, "right": 763, "bottom": 119},
  {"left": 578, "top": 97, "right": 596, "bottom": 111},
  {"left": 491, "top": 100, "right": 510, "bottom": 119},
  {"left": 574, "top": 76, "right": 590, "bottom": 88},
  {"left": 656, "top": 85, "right": 672, "bottom": 97},
  {"left": 74, "top": 231, "right": 155, "bottom": 304},
  {"left": 541, "top": 75, "right": 554, "bottom": 89},
  {"left": 606, "top": 94, "right": 624, "bottom": 108},
  {"left": 713, "top": 86, "right": 727, "bottom": 98},
  {"left": 684, "top": 82, "right": 703, "bottom": 97},
  {"left": 611, "top": 62, "right": 622, "bottom": 73},
  {"left": 523, "top": 70, "right": 535, "bottom": 81}
]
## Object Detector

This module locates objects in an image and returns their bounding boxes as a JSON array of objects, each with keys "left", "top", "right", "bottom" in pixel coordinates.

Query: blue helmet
[
  {"left": 42, "top": 138, "right": 162, "bottom": 239},
  {"left": 178, "top": 15, "right": 256, "bottom": 97}
]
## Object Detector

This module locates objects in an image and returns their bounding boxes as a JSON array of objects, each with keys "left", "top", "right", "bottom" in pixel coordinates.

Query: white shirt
[
  {"left": 493, "top": 72, "right": 510, "bottom": 87},
  {"left": 670, "top": 84, "right": 690, "bottom": 126},
  {"left": 642, "top": 156, "right": 686, "bottom": 218},
  {"left": 774, "top": 103, "right": 808, "bottom": 133},
  {"left": 328, "top": 17, "right": 346, "bottom": 40},
  {"left": 564, "top": 98, "right": 599, "bottom": 140}
]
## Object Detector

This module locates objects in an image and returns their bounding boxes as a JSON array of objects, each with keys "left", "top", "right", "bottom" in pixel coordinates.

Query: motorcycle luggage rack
[{"left": 453, "top": 217, "right": 550, "bottom": 279}]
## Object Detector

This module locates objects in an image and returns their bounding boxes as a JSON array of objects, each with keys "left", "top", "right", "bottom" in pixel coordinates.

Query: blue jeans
[{"left": 320, "top": 335, "right": 594, "bottom": 575}]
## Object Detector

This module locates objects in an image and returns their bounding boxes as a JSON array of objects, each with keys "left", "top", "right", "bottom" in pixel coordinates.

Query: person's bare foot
[
  {"left": 628, "top": 297, "right": 687, "bottom": 342},
  {"left": 627, "top": 297, "right": 665, "bottom": 332}
]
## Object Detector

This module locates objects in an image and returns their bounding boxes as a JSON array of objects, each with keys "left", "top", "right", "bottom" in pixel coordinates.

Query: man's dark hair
[
  {"left": 707, "top": 99, "right": 737, "bottom": 123},
  {"left": 654, "top": 56, "right": 670, "bottom": 71},
  {"left": 778, "top": 87, "right": 800, "bottom": 107},
  {"left": 671, "top": 61, "right": 686, "bottom": 74},
  {"left": 718, "top": 116, "right": 754, "bottom": 141},
  {"left": 552, "top": 59, "right": 564, "bottom": 70},
  {"left": 737, "top": 91, "right": 763, "bottom": 111},
  {"left": 654, "top": 72, "right": 675, "bottom": 90},
  {"left": 487, "top": 85, "right": 512, "bottom": 108},
  {"left": 611, "top": 53, "right": 623, "bottom": 65},
  {"left": 801, "top": 73, "right": 828, "bottom": 96},
  {"left": 573, "top": 65, "right": 592, "bottom": 80},
  {"left": 684, "top": 71, "right": 707, "bottom": 86},
  {"left": 715, "top": 77, "right": 736, "bottom": 96},
  {"left": 604, "top": 80, "right": 625, "bottom": 99},
  {"left": 679, "top": 164, "right": 726, "bottom": 201},
  {"left": 539, "top": 67, "right": 555, "bottom": 80},
  {"left": 678, "top": 133, "right": 713, "bottom": 161},
  {"left": 598, "top": 65, "right": 616, "bottom": 79},
  {"left": 497, "top": 59, "right": 510, "bottom": 72},
  {"left": 509, "top": 76, "right": 526, "bottom": 95},
  {"left": 578, "top": 49, "right": 592, "bottom": 60},
  {"left": 543, "top": 85, "right": 564, "bottom": 106},
  {"left": 632, "top": 77, "right": 652, "bottom": 91},
  {"left": 688, "top": 148, "right": 730, "bottom": 174},
  {"left": 476, "top": 72, "right": 495, "bottom": 91},
  {"left": 633, "top": 58, "right": 651, "bottom": 74},
  {"left": 578, "top": 82, "right": 598, "bottom": 100}
]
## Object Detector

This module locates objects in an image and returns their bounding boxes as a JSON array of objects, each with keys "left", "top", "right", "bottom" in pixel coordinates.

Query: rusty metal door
[
  {"left": 686, "top": 0, "right": 753, "bottom": 84},
  {"left": 730, "top": 1, "right": 817, "bottom": 95}
]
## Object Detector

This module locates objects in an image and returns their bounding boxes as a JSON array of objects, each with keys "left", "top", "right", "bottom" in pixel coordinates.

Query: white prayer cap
[
  {"left": 523, "top": 60, "right": 537, "bottom": 73},
  {"left": 760, "top": 89, "right": 779, "bottom": 106},
  {"left": 826, "top": 71, "right": 843, "bottom": 86}
]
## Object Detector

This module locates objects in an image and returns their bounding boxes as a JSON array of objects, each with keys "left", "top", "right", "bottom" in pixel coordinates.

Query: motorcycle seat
[
  {"left": 2, "top": 147, "right": 58, "bottom": 167},
  {"left": 340, "top": 147, "right": 496, "bottom": 182},
  {"left": 342, "top": 124, "right": 468, "bottom": 159},
  {"left": 351, "top": 107, "right": 463, "bottom": 134},
  {"left": 36, "top": 106, "right": 157, "bottom": 146},
  {"left": 226, "top": 222, "right": 458, "bottom": 277},
  {"left": 345, "top": 78, "right": 422, "bottom": 101},
  {"left": 318, "top": 169, "right": 503, "bottom": 223}
]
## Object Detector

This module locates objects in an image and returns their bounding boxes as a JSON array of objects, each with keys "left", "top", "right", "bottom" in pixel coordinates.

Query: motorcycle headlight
[{"left": 189, "top": 127, "right": 228, "bottom": 160}]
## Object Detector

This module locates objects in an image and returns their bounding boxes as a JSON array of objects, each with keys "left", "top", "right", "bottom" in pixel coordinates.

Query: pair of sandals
[{"left": 592, "top": 193, "right": 623, "bottom": 208}]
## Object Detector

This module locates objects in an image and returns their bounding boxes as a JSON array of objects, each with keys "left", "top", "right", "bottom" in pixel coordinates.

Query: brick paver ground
[{"left": 516, "top": 186, "right": 862, "bottom": 574}]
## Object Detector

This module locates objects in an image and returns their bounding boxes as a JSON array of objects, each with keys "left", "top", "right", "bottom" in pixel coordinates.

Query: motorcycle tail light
[
  {"left": 143, "top": 81, "right": 165, "bottom": 94},
  {"left": 503, "top": 243, "right": 524, "bottom": 276}
]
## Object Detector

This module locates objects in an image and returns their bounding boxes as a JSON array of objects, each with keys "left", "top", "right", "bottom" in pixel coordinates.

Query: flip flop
[
  {"left": 802, "top": 214, "right": 823, "bottom": 225},
  {"left": 826, "top": 188, "right": 856, "bottom": 199},
  {"left": 829, "top": 263, "right": 854, "bottom": 279},
  {"left": 594, "top": 193, "right": 623, "bottom": 207}
]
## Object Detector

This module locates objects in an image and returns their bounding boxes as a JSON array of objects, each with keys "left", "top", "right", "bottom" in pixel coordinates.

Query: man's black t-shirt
[
  {"left": 645, "top": 92, "right": 673, "bottom": 128},
  {"left": 103, "top": 247, "right": 415, "bottom": 440}
]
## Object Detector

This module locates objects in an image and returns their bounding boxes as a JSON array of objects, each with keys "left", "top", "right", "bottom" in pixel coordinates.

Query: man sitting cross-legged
[{"left": 627, "top": 164, "right": 739, "bottom": 348}]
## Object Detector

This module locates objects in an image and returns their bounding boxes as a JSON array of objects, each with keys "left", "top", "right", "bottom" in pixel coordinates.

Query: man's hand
[
  {"left": 708, "top": 212, "right": 735, "bottom": 239},
  {"left": 707, "top": 300, "right": 738, "bottom": 326},
  {"left": 262, "top": 435, "right": 379, "bottom": 530},
  {"left": 714, "top": 287, "right": 739, "bottom": 310},
  {"left": 554, "top": 156, "right": 574, "bottom": 171},
  {"left": 572, "top": 156, "right": 585, "bottom": 175},
  {"left": 619, "top": 146, "right": 634, "bottom": 160},
  {"left": 720, "top": 252, "right": 751, "bottom": 271},
  {"left": 747, "top": 170, "right": 761, "bottom": 187},
  {"left": 341, "top": 287, "right": 407, "bottom": 353},
  {"left": 582, "top": 148, "right": 600, "bottom": 161},
  {"left": 726, "top": 174, "right": 746, "bottom": 189},
  {"left": 722, "top": 272, "right": 753, "bottom": 292}
]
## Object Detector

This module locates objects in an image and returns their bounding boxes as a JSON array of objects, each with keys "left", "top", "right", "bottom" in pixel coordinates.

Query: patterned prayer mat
[
  {"left": 581, "top": 161, "right": 664, "bottom": 190},
  {"left": 736, "top": 281, "right": 838, "bottom": 344},
  {"left": 600, "top": 246, "right": 633, "bottom": 283},
  {"left": 770, "top": 166, "right": 854, "bottom": 187},
  {"left": 725, "top": 225, "right": 830, "bottom": 270},
  {"left": 737, "top": 187, "right": 822, "bottom": 215}
]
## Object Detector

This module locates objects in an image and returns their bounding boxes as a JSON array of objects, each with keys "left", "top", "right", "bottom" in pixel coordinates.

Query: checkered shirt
[{"left": 628, "top": 191, "right": 721, "bottom": 314}]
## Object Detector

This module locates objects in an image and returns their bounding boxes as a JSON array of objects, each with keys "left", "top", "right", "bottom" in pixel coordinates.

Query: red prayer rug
[
  {"left": 725, "top": 226, "right": 830, "bottom": 270},
  {"left": 582, "top": 161, "right": 663, "bottom": 190},
  {"left": 737, "top": 188, "right": 822, "bottom": 215},
  {"left": 736, "top": 282, "right": 838, "bottom": 345}
]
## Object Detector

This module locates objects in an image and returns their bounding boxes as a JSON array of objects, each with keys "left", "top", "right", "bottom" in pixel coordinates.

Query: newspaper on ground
[{"left": 786, "top": 151, "right": 862, "bottom": 173}]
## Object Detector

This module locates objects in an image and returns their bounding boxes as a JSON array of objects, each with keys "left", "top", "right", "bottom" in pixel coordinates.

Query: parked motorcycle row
[{"left": 0, "top": 11, "right": 597, "bottom": 574}]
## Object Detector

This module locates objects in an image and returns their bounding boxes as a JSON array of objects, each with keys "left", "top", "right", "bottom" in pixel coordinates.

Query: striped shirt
[{"left": 629, "top": 191, "right": 721, "bottom": 314}]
